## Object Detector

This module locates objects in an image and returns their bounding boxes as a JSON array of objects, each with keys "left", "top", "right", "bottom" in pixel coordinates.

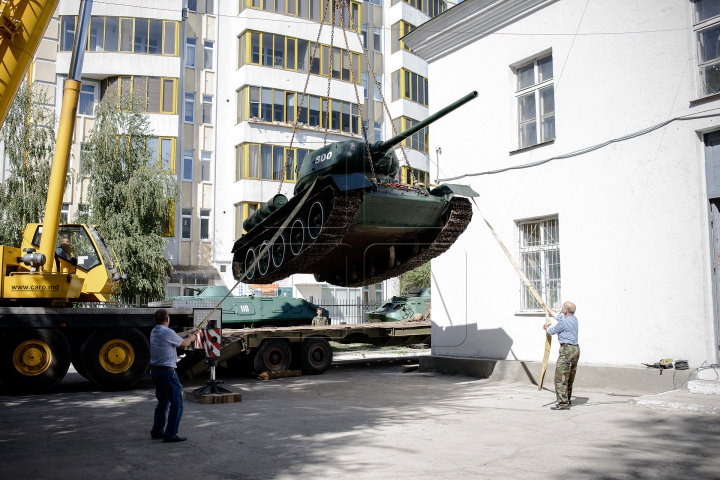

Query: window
[
  {"left": 185, "top": 92, "right": 195, "bottom": 123},
  {"left": 78, "top": 84, "right": 96, "bottom": 116},
  {"left": 695, "top": 0, "right": 720, "bottom": 96},
  {"left": 188, "top": 0, "right": 198, "bottom": 11},
  {"left": 518, "top": 217, "right": 560, "bottom": 312},
  {"left": 204, "top": 40, "right": 214, "bottom": 69},
  {"left": 242, "top": 0, "right": 360, "bottom": 30},
  {"left": 200, "top": 209, "right": 211, "bottom": 240},
  {"left": 392, "top": 0, "right": 446, "bottom": 18},
  {"left": 373, "top": 74, "right": 382, "bottom": 101},
  {"left": 237, "top": 85, "right": 360, "bottom": 132},
  {"left": 201, "top": 151, "right": 212, "bottom": 182},
  {"left": 206, "top": 0, "right": 215, "bottom": 14},
  {"left": 147, "top": 137, "right": 176, "bottom": 173},
  {"left": 60, "top": 16, "right": 180, "bottom": 55},
  {"left": 373, "top": 27, "right": 381, "bottom": 51},
  {"left": 100, "top": 76, "right": 177, "bottom": 114},
  {"left": 60, "top": 204, "right": 70, "bottom": 224},
  {"left": 515, "top": 54, "right": 554, "bottom": 149},
  {"left": 234, "top": 142, "right": 310, "bottom": 181},
  {"left": 183, "top": 150, "right": 193, "bottom": 181},
  {"left": 392, "top": 116, "right": 429, "bottom": 153},
  {"left": 61, "top": 16, "right": 75, "bottom": 51},
  {"left": 182, "top": 208, "right": 192, "bottom": 240},
  {"left": 186, "top": 38, "right": 197, "bottom": 67},
  {"left": 235, "top": 202, "right": 261, "bottom": 237},
  {"left": 202, "top": 95, "right": 213, "bottom": 124},
  {"left": 361, "top": 24, "right": 367, "bottom": 48},
  {"left": 362, "top": 72, "right": 368, "bottom": 99},
  {"left": 391, "top": 21, "right": 415, "bottom": 53},
  {"left": 400, "top": 166, "right": 429, "bottom": 185},
  {"left": 374, "top": 122, "right": 382, "bottom": 141},
  {"left": 239, "top": 31, "right": 360, "bottom": 83},
  {"left": 391, "top": 68, "right": 429, "bottom": 106}
]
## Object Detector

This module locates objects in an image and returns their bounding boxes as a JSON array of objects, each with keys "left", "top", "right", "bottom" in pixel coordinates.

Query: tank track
[
  {"left": 342, "top": 197, "right": 473, "bottom": 288},
  {"left": 237, "top": 190, "right": 362, "bottom": 284}
]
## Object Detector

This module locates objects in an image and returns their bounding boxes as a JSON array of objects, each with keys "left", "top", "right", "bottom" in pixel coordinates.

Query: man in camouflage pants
[{"left": 543, "top": 301, "right": 579, "bottom": 410}]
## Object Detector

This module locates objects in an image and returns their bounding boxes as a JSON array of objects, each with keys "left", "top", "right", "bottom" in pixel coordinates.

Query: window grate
[{"left": 519, "top": 218, "right": 561, "bottom": 311}]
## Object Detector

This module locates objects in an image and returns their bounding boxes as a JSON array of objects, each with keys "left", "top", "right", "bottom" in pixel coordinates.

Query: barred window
[{"left": 518, "top": 217, "right": 560, "bottom": 311}]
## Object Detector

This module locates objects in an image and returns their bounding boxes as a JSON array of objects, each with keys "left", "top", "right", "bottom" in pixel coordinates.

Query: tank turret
[{"left": 232, "top": 92, "right": 479, "bottom": 287}]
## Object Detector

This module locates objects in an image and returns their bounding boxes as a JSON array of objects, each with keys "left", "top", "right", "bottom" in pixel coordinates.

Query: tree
[
  {"left": 398, "top": 261, "right": 430, "bottom": 295},
  {"left": 78, "top": 92, "right": 179, "bottom": 302},
  {"left": 0, "top": 83, "right": 56, "bottom": 247}
]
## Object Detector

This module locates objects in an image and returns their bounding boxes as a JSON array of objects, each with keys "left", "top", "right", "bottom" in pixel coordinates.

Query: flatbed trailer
[
  {"left": 0, "top": 306, "right": 201, "bottom": 392},
  {"left": 180, "top": 321, "right": 431, "bottom": 378}
]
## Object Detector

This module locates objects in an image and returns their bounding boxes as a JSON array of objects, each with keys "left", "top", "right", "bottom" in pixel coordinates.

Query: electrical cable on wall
[{"left": 438, "top": 111, "right": 720, "bottom": 182}]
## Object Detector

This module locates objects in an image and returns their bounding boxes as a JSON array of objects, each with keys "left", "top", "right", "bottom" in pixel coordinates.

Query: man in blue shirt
[
  {"left": 543, "top": 301, "right": 579, "bottom": 410},
  {"left": 150, "top": 309, "right": 196, "bottom": 442}
]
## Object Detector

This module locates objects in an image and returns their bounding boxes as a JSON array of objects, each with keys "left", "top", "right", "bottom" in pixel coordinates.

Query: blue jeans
[{"left": 150, "top": 370, "right": 184, "bottom": 439}]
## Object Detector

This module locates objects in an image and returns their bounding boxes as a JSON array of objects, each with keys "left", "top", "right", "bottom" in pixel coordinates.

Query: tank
[
  {"left": 231, "top": 92, "right": 480, "bottom": 288},
  {"left": 366, "top": 288, "right": 431, "bottom": 323},
  {"left": 153, "top": 285, "right": 329, "bottom": 328}
]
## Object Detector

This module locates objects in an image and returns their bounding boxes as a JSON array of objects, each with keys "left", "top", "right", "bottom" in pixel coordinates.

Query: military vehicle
[
  {"left": 366, "top": 288, "right": 431, "bottom": 323},
  {"left": 231, "top": 92, "right": 479, "bottom": 288},
  {"left": 154, "top": 285, "right": 329, "bottom": 328}
]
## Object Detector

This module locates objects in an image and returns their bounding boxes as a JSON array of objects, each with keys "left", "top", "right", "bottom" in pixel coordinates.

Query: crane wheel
[
  {"left": 300, "top": 337, "right": 333, "bottom": 375},
  {"left": 0, "top": 329, "right": 71, "bottom": 393},
  {"left": 253, "top": 339, "right": 292, "bottom": 372},
  {"left": 81, "top": 328, "right": 150, "bottom": 390}
]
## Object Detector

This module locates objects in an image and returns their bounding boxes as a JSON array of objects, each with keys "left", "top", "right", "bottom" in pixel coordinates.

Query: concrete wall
[{"left": 426, "top": 0, "right": 719, "bottom": 367}]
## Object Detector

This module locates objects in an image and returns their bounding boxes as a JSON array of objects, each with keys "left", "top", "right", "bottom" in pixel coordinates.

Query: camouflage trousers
[{"left": 554, "top": 345, "right": 580, "bottom": 407}]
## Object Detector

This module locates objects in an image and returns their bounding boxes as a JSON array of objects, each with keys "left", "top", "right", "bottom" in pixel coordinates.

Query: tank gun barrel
[{"left": 377, "top": 91, "right": 478, "bottom": 153}]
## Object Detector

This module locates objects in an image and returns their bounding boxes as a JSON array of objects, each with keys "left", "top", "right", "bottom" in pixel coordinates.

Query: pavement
[{"left": 1, "top": 360, "right": 720, "bottom": 480}]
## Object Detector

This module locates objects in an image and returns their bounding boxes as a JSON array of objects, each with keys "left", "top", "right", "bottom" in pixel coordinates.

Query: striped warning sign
[{"left": 202, "top": 328, "right": 221, "bottom": 357}]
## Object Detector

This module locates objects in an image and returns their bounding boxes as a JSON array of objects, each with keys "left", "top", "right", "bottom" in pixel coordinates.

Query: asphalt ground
[{"left": 1, "top": 359, "right": 719, "bottom": 480}]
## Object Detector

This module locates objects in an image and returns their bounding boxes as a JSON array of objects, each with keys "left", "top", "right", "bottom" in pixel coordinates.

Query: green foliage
[
  {"left": 399, "top": 261, "right": 430, "bottom": 295},
  {"left": 0, "top": 83, "right": 56, "bottom": 246},
  {"left": 79, "top": 92, "right": 179, "bottom": 302}
]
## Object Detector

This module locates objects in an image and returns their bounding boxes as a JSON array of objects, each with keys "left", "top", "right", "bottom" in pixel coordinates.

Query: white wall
[{"left": 428, "top": 0, "right": 719, "bottom": 366}]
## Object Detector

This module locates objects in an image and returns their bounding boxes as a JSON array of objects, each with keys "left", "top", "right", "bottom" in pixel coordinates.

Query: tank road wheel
[
  {"left": 253, "top": 339, "right": 292, "bottom": 373},
  {"left": 245, "top": 248, "right": 257, "bottom": 280},
  {"left": 0, "top": 329, "right": 71, "bottom": 393},
  {"left": 307, "top": 200, "right": 327, "bottom": 240},
  {"left": 289, "top": 217, "right": 306, "bottom": 256},
  {"left": 300, "top": 338, "right": 333, "bottom": 375},
  {"left": 81, "top": 328, "right": 150, "bottom": 390},
  {"left": 257, "top": 243, "right": 271, "bottom": 277},
  {"left": 271, "top": 233, "right": 286, "bottom": 269}
]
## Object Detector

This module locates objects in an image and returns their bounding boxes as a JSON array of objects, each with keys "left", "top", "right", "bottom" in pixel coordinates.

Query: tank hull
[{"left": 231, "top": 180, "right": 473, "bottom": 287}]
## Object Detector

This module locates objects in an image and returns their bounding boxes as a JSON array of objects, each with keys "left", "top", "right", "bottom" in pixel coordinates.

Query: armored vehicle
[
  {"left": 231, "top": 92, "right": 479, "bottom": 288},
  {"left": 154, "top": 285, "right": 328, "bottom": 328},
  {"left": 366, "top": 288, "right": 431, "bottom": 323}
]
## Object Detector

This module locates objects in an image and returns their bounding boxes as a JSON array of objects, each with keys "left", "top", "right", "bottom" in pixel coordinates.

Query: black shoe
[
  {"left": 163, "top": 436, "right": 187, "bottom": 443},
  {"left": 550, "top": 405, "right": 570, "bottom": 410},
  {"left": 151, "top": 434, "right": 164, "bottom": 440}
]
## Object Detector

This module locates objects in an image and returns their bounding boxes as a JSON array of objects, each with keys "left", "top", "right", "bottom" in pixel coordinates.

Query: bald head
[{"left": 562, "top": 301, "right": 576, "bottom": 315}]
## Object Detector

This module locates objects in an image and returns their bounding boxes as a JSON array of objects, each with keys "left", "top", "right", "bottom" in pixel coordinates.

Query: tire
[
  {"left": 71, "top": 350, "right": 89, "bottom": 379},
  {"left": 0, "top": 329, "right": 71, "bottom": 393},
  {"left": 271, "top": 234, "right": 286, "bottom": 269},
  {"left": 253, "top": 339, "right": 292, "bottom": 373},
  {"left": 245, "top": 248, "right": 257, "bottom": 280},
  {"left": 257, "top": 243, "right": 271, "bottom": 276},
  {"left": 307, "top": 200, "right": 326, "bottom": 240},
  {"left": 289, "top": 217, "right": 306, "bottom": 256},
  {"left": 81, "top": 328, "right": 150, "bottom": 390},
  {"left": 299, "top": 338, "right": 333, "bottom": 375}
]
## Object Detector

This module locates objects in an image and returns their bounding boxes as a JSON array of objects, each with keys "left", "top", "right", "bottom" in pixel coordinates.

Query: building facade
[{"left": 405, "top": 0, "right": 720, "bottom": 367}]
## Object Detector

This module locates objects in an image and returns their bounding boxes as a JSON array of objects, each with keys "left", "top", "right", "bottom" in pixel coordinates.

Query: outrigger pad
[
  {"left": 431, "top": 184, "right": 479, "bottom": 198},
  {"left": 330, "top": 173, "right": 373, "bottom": 191}
]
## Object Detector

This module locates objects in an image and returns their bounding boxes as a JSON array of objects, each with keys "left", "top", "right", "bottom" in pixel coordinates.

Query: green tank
[
  {"left": 158, "top": 285, "right": 329, "bottom": 328},
  {"left": 366, "top": 288, "right": 431, "bottom": 323},
  {"left": 231, "top": 92, "right": 479, "bottom": 288}
]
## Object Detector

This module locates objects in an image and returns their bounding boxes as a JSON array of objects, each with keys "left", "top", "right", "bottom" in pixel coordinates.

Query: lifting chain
[
  {"left": 345, "top": 4, "right": 417, "bottom": 188},
  {"left": 278, "top": 0, "right": 333, "bottom": 194}
]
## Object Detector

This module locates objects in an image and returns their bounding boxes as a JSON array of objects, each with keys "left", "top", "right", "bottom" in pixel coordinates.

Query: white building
[{"left": 404, "top": 0, "right": 720, "bottom": 372}]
